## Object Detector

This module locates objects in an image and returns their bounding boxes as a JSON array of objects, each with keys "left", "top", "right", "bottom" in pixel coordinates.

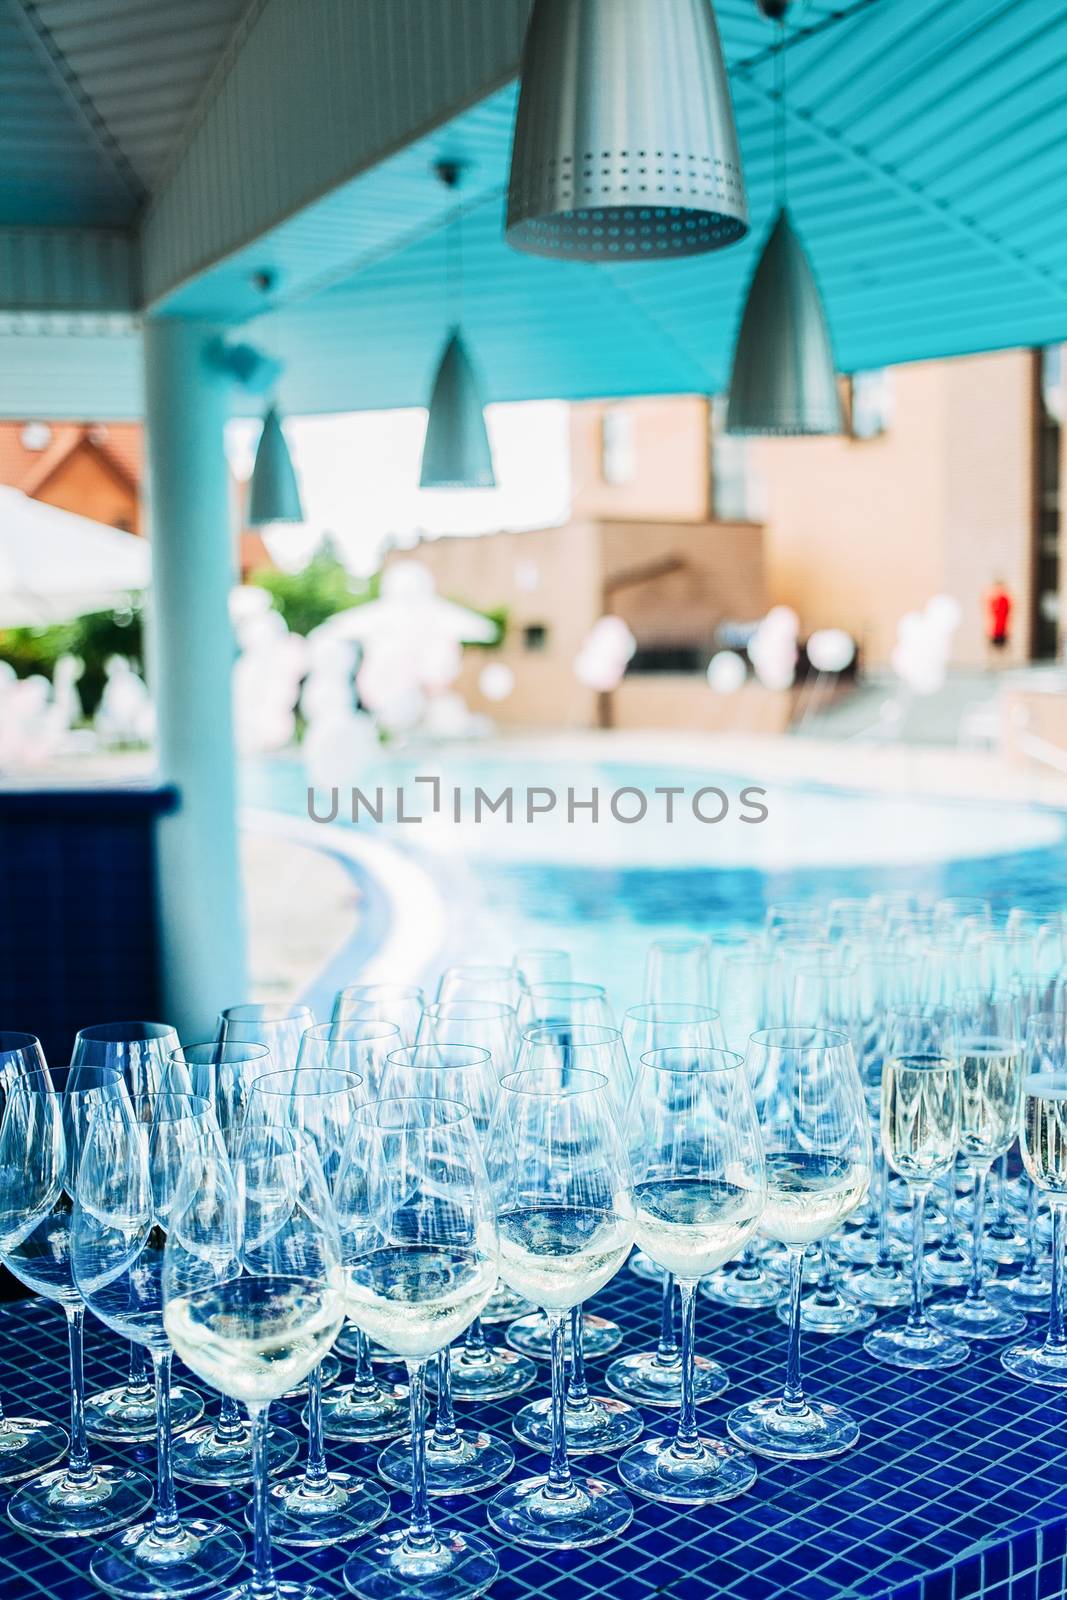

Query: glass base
[
  {"left": 430, "top": 1347, "right": 537, "bottom": 1403},
  {"left": 479, "top": 1284, "right": 535, "bottom": 1326},
  {"left": 726, "top": 1395, "right": 860, "bottom": 1461},
  {"left": 1001, "top": 1339, "right": 1067, "bottom": 1387},
  {"left": 846, "top": 1261, "right": 911, "bottom": 1308},
  {"left": 344, "top": 1526, "right": 498, "bottom": 1600},
  {"left": 7, "top": 1462, "right": 152, "bottom": 1539},
  {"left": 628, "top": 1251, "right": 666, "bottom": 1283},
  {"left": 86, "top": 1383, "right": 203, "bottom": 1444},
  {"left": 487, "top": 1473, "right": 632, "bottom": 1550},
  {"left": 378, "top": 1429, "right": 514, "bottom": 1496},
  {"left": 778, "top": 1287, "right": 877, "bottom": 1336},
  {"left": 603, "top": 1349, "right": 727, "bottom": 1408},
  {"left": 505, "top": 1312, "right": 621, "bottom": 1361},
  {"left": 982, "top": 1229, "right": 1031, "bottom": 1266},
  {"left": 319, "top": 1381, "right": 408, "bottom": 1445},
  {"left": 89, "top": 1518, "right": 244, "bottom": 1598},
  {"left": 863, "top": 1320, "right": 970, "bottom": 1371},
  {"left": 617, "top": 1434, "right": 756, "bottom": 1506},
  {"left": 929, "top": 1295, "right": 1028, "bottom": 1342},
  {"left": 223, "top": 1583, "right": 330, "bottom": 1600},
  {"left": 173, "top": 1418, "right": 301, "bottom": 1488},
  {"left": 924, "top": 1245, "right": 972, "bottom": 1286},
  {"left": 282, "top": 1354, "right": 340, "bottom": 1398},
  {"left": 987, "top": 1272, "right": 1053, "bottom": 1314},
  {"left": 260, "top": 1472, "right": 390, "bottom": 1549},
  {"left": 700, "top": 1265, "right": 784, "bottom": 1308},
  {"left": 512, "top": 1394, "right": 642, "bottom": 1456},
  {"left": 0, "top": 1415, "right": 67, "bottom": 1485},
  {"left": 833, "top": 1227, "right": 889, "bottom": 1267}
]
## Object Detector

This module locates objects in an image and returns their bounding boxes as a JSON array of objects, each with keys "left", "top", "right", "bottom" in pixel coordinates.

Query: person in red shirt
[{"left": 985, "top": 579, "right": 1012, "bottom": 662}]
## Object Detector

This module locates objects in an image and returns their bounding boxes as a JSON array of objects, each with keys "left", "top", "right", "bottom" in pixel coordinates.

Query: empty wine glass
[
  {"left": 643, "top": 937, "right": 712, "bottom": 1007},
  {"left": 513, "top": 949, "right": 571, "bottom": 988},
  {"left": 0, "top": 1033, "right": 68, "bottom": 1484},
  {"left": 242, "top": 1068, "right": 389, "bottom": 1549},
  {"left": 332, "top": 985, "right": 424, "bottom": 1047},
  {"left": 437, "top": 964, "right": 522, "bottom": 1009},
  {"left": 486, "top": 1067, "right": 634, "bottom": 1549},
  {"left": 863, "top": 1009, "right": 967, "bottom": 1370},
  {"left": 0, "top": 1067, "right": 152, "bottom": 1536},
  {"left": 375, "top": 1045, "right": 517, "bottom": 1495},
  {"left": 726, "top": 1029, "right": 871, "bottom": 1460},
  {"left": 73, "top": 1092, "right": 244, "bottom": 1596},
  {"left": 516, "top": 980, "right": 614, "bottom": 1034},
  {"left": 164, "top": 1112, "right": 347, "bottom": 1600},
  {"left": 217, "top": 1003, "right": 314, "bottom": 1073},
  {"left": 73, "top": 1022, "right": 199, "bottom": 1445},
  {"left": 337, "top": 1098, "right": 499, "bottom": 1600},
  {"left": 619, "top": 1047, "right": 765, "bottom": 1503}
]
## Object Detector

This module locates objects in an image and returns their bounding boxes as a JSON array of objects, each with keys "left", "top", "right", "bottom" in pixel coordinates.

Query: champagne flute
[
  {"left": 332, "top": 985, "right": 424, "bottom": 1047},
  {"left": 72, "top": 1092, "right": 244, "bottom": 1597},
  {"left": 643, "top": 937, "right": 712, "bottom": 1007},
  {"left": 619, "top": 1047, "right": 765, "bottom": 1503},
  {"left": 863, "top": 1009, "right": 968, "bottom": 1370},
  {"left": 989, "top": 1009, "right": 1061, "bottom": 1315},
  {"left": 0, "top": 1067, "right": 152, "bottom": 1536},
  {"left": 486, "top": 1067, "right": 634, "bottom": 1549},
  {"left": 1002, "top": 1015, "right": 1067, "bottom": 1385},
  {"left": 929, "top": 991, "right": 1027, "bottom": 1341},
  {"left": 163, "top": 1116, "right": 347, "bottom": 1600},
  {"left": 0, "top": 1032, "right": 68, "bottom": 1483},
  {"left": 336, "top": 1098, "right": 499, "bottom": 1600},
  {"left": 241, "top": 1068, "right": 389, "bottom": 1549},
  {"left": 374, "top": 1045, "right": 517, "bottom": 1495},
  {"left": 72, "top": 1022, "right": 199, "bottom": 1445},
  {"left": 726, "top": 1029, "right": 871, "bottom": 1460}
]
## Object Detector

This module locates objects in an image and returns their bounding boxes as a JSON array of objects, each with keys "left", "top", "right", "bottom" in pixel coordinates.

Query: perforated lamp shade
[
  {"left": 419, "top": 329, "right": 496, "bottom": 489},
  {"left": 247, "top": 406, "right": 305, "bottom": 524},
  {"left": 506, "top": 0, "right": 748, "bottom": 261},
  {"left": 725, "top": 207, "right": 843, "bottom": 436}
]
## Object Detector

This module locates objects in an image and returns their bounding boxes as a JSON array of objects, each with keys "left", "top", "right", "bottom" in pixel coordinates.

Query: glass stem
[
  {"left": 248, "top": 1404, "right": 277, "bottom": 1600},
  {"left": 461, "top": 1314, "right": 489, "bottom": 1364},
  {"left": 65, "top": 1306, "right": 94, "bottom": 1488},
  {"left": 779, "top": 1247, "right": 807, "bottom": 1417},
  {"left": 940, "top": 1168, "right": 960, "bottom": 1252},
  {"left": 735, "top": 1243, "right": 761, "bottom": 1283},
  {"left": 874, "top": 1147, "right": 894, "bottom": 1270},
  {"left": 654, "top": 1273, "right": 678, "bottom": 1366},
  {"left": 429, "top": 1348, "right": 459, "bottom": 1450},
  {"left": 215, "top": 1393, "right": 245, "bottom": 1445},
  {"left": 302, "top": 1364, "right": 330, "bottom": 1493},
  {"left": 672, "top": 1279, "right": 700, "bottom": 1459},
  {"left": 151, "top": 1349, "right": 181, "bottom": 1541},
  {"left": 403, "top": 1360, "right": 437, "bottom": 1553},
  {"left": 965, "top": 1163, "right": 990, "bottom": 1304},
  {"left": 1021, "top": 1183, "right": 1041, "bottom": 1281},
  {"left": 566, "top": 1304, "right": 591, "bottom": 1410},
  {"left": 544, "top": 1311, "right": 575, "bottom": 1501},
  {"left": 351, "top": 1328, "right": 378, "bottom": 1399},
  {"left": 1044, "top": 1203, "right": 1067, "bottom": 1355},
  {"left": 127, "top": 1339, "right": 152, "bottom": 1401},
  {"left": 905, "top": 1186, "right": 928, "bottom": 1332}
]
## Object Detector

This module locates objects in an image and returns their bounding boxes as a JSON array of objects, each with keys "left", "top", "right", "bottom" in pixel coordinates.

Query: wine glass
[
  {"left": 332, "top": 985, "right": 424, "bottom": 1047},
  {"left": 512, "top": 949, "right": 571, "bottom": 988},
  {"left": 764, "top": 902, "right": 821, "bottom": 946},
  {"left": 72, "top": 1022, "right": 199, "bottom": 1445},
  {"left": 437, "top": 964, "right": 522, "bottom": 1009},
  {"left": 0, "top": 1067, "right": 152, "bottom": 1536},
  {"left": 336, "top": 1098, "right": 499, "bottom": 1600},
  {"left": 929, "top": 991, "right": 1027, "bottom": 1342},
  {"left": 516, "top": 980, "right": 614, "bottom": 1033},
  {"left": 164, "top": 1113, "right": 347, "bottom": 1600},
  {"left": 726, "top": 1029, "right": 872, "bottom": 1460},
  {"left": 72, "top": 1091, "right": 244, "bottom": 1596},
  {"left": 608, "top": 1004, "right": 730, "bottom": 1408},
  {"left": 0, "top": 1033, "right": 68, "bottom": 1484},
  {"left": 509, "top": 1029, "right": 640, "bottom": 1455},
  {"left": 1002, "top": 1014, "right": 1067, "bottom": 1385},
  {"left": 242, "top": 1068, "right": 389, "bottom": 1549},
  {"left": 217, "top": 1003, "right": 314, "bottom": 1072},
  {"left": 643, "top": 937, "right": 712, "bottom": 1006},
  {"left": 989, "top": 1010, "right": 1061, "bottom": 1316},
  {"left": 292, "top": 1025, "right": 407, "bottom": 1443},
  {"left": 619, "top": 1047, "right": 765, "bottom": 1503},
  {"left": 863, "top": 1009, "right": 968, "bottom": 1370},
  {"left": 486, "top": 1067, "right": 634, "bottom": 1549}
]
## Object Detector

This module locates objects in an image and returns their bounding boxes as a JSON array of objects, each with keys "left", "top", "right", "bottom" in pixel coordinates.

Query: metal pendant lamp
[
  {"left": 506, "top": 0, "right": 748, "bottom": 261},
  {"left": 420, "top": 161, "right": 496, "bottom": 489},
  {"left": 725, "top": 6, "right": 841, "bottom": 435},
  {"left": 247, "top": 405, "right": 304, "bottom": 524}
]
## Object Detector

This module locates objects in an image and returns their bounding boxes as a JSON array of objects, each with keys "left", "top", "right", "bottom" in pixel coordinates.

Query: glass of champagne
[
  {"left": 618, "top": 1047, "right": 765, "bottom": 1503},
  {"left": 863, "top": 1009, "right": 968, "bottom": 1370},
  {"left": 331, "top": 985, "right": 424, "bottom": 1047},
  {"left": 486, "top": 1067, "right": 635, "bottom": 1549},
  {"left": 72, "top": 1092, "right": 245, "bottom": 1597},
  {"left": 929, "top": 991, "right": 1027, "bottom": 1341},
  {"left": 0, "top": 1068, "right": 152, "bottom": 1536},
  {"left": 163, "top": 1116, "right": 347, "bottom": 1600},
  {"left": 1002, "top": 1014, "right": 1067, "bottom": 1385},
  {"left": 336, "top": 1098, "right": 499, "bottom": 1600},
  {"left": 726, "top": 1029, "right": 872, "bottom": 1460}
]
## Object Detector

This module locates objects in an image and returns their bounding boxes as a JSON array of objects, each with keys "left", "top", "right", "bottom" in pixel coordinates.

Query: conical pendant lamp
[
  {"left": 248, "top": 405, "right": 304, "bottom": 524},
  {"left": 419, "top": 329, "right": 496, "bottom": 488},
  {"left": 506, "top": 0, "right": 748, "bottom": 261},
  {"left": 725, "top": 5, "right": 841, "bottom": 435}
]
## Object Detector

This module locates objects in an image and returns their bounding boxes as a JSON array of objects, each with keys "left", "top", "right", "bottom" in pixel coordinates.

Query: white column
[{"left": 143, "top": 318, "right": 246, "bottom": 1038}]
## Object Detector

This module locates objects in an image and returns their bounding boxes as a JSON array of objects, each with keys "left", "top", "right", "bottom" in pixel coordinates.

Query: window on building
[
  {"left": 710, "top": 397, "right": 765, "bottom": 521},
  {"left": 600, "top": 407, "right": 636, "bottom": 485},
  {"left": 1034, "top": 344, "right": 1063, "bottom": 661},
  {"left": 523, "top": 624, "right": 549, "bottom": 652},
  {"left": 850, "top": 369, "right": 894, "bottom": 439}
]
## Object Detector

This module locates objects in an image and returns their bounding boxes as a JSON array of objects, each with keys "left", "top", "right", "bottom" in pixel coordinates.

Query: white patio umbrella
[
  {"left": 313, "top": 559, "right": 498, "bottom": 645},
  {"left": 0, "top": 486, "right": 150, "bottom": 627}
]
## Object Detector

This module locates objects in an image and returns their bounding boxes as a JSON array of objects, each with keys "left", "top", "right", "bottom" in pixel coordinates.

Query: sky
[{"left": 227, "top": 400, "right": 571, "bottom": 576}]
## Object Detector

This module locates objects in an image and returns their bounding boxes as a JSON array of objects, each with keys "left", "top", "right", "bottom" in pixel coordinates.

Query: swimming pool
[{"left": 244, "top": 743, "right": 1067, "bottom": 1014}]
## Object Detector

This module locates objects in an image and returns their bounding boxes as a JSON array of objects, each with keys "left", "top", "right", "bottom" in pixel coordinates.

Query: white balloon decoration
[
  {"left": 890, "top": 594, "right": 960, "bottom": 696},
  {"left": 806, "top": 628, "right": 856, "bottom": 674},
  {"left": 706, "top": 650, "right": 747, "bottom": 694},
  {"left": 479, "top": 662, "right": 515, "bottom": 702},
  {"left": 574, "top": 615, "right": 637, "bottom": 693},
  {"left": 748, "top": 607, "right": 799, "bottom": 691}
]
